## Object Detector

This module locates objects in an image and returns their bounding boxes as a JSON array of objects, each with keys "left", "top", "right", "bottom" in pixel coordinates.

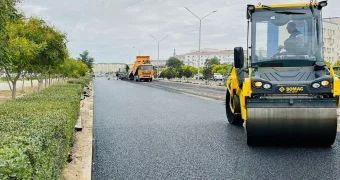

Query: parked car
[
  {"left": 194, "top": 73, "right": 204, "bottom": 80},
  {"left": 213, "top": 73, "right": 223, "bottom": 81},
  {"left": 223, "top": 73, "right": 230, "bottom": 81}
]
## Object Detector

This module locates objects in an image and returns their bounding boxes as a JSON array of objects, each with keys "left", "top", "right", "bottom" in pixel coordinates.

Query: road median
[
  {"left": 0, "top": 75, "right": 92, "bottom": 179},
  {"left": 0, "top": 83, "right": 83, "bottom": 179}
]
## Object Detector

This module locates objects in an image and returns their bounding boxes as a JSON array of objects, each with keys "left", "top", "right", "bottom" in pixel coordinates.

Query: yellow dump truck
[{"left": 128, "top": 56, "right": 154, "bottom": 82}]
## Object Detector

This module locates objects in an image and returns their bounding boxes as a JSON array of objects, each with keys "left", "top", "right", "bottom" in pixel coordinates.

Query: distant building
[
  {"left": 322, "top": 17, "right": 340, "bottom": 64},
  {"left": 178, "top": 48, "right": 247, "bottom": 68},
  {"left": 175, "top": 55, "right": 185, "bottom": 62},
  {"left": 93, "top": 63, "right": 126, "bottom": 74},
  {"left": 151, "top": 60, "right": 167, "bottom": 68}
]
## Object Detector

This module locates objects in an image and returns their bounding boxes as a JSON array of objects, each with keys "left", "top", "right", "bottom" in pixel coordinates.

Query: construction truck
[
  {"left": 128, "top": 56, "right": 154, "bottom": 82},
  {"left": 226, "top": 1, "right": 338, "bottom": 146},
  {"left": 125, "top": 62, "right": 134, "bottom": 80},
  {"left": 117, "top": 68, "right": 127, "bottom": 80}
]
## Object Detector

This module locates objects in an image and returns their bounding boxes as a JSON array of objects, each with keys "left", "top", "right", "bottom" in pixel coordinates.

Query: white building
[
  {"left": 175, "top": 55, "right": 185, "bottom": 61},
  {"left": 150, "top": 60, "right": 167, "bottom": 68},
  {"left": 322, "top": 17, "right": 340, "bottom": 64},
  {"left": 180, "top": 48, "right": 247, "bottom": 67},
  {"left": 93, "top": 63, "right": 126, "bottom": 74}
]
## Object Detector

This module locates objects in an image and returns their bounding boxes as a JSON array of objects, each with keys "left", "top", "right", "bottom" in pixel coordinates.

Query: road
[{"left": 92, "top": 78, "right": 340, "bottom": 180}]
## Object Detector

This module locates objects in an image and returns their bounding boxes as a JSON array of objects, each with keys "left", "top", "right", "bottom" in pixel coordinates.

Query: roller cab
[{"left": 226, "top": 1, "right": 339, "bottom": 146}]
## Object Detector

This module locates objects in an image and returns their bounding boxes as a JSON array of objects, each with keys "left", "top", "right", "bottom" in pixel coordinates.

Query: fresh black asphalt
[{"left": 92, "top": 78, "right": 340, "bottom": 180}]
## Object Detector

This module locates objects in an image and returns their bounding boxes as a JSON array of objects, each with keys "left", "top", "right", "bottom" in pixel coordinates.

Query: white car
[{"left": 213, "top": 73, "right": 223, "bottom": 81}]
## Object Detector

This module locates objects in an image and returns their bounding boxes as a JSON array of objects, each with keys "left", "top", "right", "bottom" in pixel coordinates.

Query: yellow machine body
[{"left": 225, "top": 1, "right": 338, "bottom": 146}]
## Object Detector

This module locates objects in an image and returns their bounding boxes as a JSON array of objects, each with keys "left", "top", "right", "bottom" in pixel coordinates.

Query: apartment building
[
  {"left": 93, "top": 63, "right": 126, "bottom": 74},
  {"left": 179, "top": 48, "right": 247, "bottom": 67},
  {"left": 322, "top": 17, "right": 340, "bottom": 64},
  {"left": 150, "top": 60, "right": 167, "bottom": 68}
]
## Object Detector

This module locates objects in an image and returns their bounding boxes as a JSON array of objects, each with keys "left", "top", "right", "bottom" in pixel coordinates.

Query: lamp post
[
  {"left": 150, "top": 34, "right": 169, "bottom": 77},
  {"left": 185, "top": 7, "right": 217, "bottom": 77}
]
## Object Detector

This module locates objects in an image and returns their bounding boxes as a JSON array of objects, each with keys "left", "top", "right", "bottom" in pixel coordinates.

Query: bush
[
  {"left": 0, "top": 83, "right": 82, "bottom": 179},
  {"left": 67, "top": 74, "right": 92, "bottom": 88}
]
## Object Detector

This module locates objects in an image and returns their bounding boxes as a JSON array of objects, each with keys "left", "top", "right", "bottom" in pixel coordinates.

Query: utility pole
[
  {"left": 150, "top": 34, "right": 169, "bottom": 77},
  {"left": 185, "top": 7, "right": 217, "bottom": 77}
]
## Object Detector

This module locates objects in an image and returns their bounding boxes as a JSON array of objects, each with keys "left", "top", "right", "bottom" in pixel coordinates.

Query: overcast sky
[{"left": 18, "top": 0, "right": 340, "bottom": 63}]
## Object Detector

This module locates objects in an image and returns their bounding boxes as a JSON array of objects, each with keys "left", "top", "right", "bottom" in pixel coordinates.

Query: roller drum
[{"left": 246, "top": 107, "right": 337, "bottom": 146}]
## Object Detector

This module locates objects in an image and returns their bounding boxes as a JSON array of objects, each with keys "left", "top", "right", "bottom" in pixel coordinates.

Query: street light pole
[
  {"left": 185, "top": 7, "right": 217, "bottom": 78},
  {"left": 150, "top": 34, "right": 169, "bottom": 77}
]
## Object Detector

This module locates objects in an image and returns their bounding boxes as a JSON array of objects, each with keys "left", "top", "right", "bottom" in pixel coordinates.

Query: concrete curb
[
  {"left": 61, "top": 80, "right": 94, "bottom": 180},
  {"left": 90, "top": 81, "right": 95, "bottom": 180}
]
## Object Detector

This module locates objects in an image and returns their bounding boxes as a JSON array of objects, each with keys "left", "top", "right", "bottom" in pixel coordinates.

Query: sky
[{"left": 18, "top": 0, "right": 340, "bottom": 63}]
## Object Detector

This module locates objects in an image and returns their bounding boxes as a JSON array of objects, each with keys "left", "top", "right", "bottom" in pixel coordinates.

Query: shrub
[
  {"left": 0, "top": 83, "right": 82, "bottom": 179},
  {"left": 67, "top": 74, "right": 92, "bottom": 88}
]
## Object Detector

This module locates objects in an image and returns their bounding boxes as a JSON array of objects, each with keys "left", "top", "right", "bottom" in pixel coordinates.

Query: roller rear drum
[{"left": 246, "top": 107, "right": 337, "bottom": 146}]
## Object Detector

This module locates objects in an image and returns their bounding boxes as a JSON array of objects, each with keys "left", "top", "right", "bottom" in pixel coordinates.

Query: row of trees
[
  {"left": 159, "top": 57, "right": 232, "bottom": 80},
  {"left": 1, "top": 0, "right": 94, "bottom": 98}
]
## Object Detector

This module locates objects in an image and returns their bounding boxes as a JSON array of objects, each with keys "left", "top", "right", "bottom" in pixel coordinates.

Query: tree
[
  {"left": 184, "top": 66, "right": 193, "bottom": 81},
  {"left": 159, "top": 70, "right": 166, "bottom": 79},
  {"left": 166, "top": 57, "right": 183, "bottom": 69},
  {"left": 0, "top": 0, "right": 21, "bottom": 75},
  {"left": 161, "top": 68, "right": 175, "bottom": 80},
  {"left": 333, "top": 60, "right": 340, "bottom": 67},
  {"left": 177, "top": 67, "right": 184, "bottom": 80},
  {"left": 57, "top": 58, "right": 89, "bottom": 78},
  {"left": 325, "top": 60, "right": 332, "bottom": 68},
  {"left": 189, "top": 66, "right": 198, "bottom": 75},
  {"left": 26, "top": 17, "right": 68, "bottom": 90},
  {"left": 78, "top": 50, "right": 94, "bottom": 71},
  {"left": 3, "top": 17, "right": 46, "bottom": 98},
  {"left": 211, "top": 63, "right": 232, "bottom": 75},
  {"left": 202, "top": 66, "right": 213, "bottom": 81},
  {"left": 166, "top": 69, "right": 173, "bottom": 80},
  {"left": 205, "top": 57, "right": 220, "bottom": 67},
  {"left": 0, "top": 0, "right": 19, "bottom": 29}
]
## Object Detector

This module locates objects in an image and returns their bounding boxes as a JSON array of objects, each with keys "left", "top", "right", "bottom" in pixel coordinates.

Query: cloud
[
  {"left": 18, "top": 0, "right": 340, "bottom": 63},
  {"left": 19, "top": 4, "right": 48, "bottom": 14}
]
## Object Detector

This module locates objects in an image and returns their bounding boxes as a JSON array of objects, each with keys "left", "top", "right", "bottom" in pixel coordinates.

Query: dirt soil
[{"left": 61, "top": 81, "right": 93, "bottom": 180}]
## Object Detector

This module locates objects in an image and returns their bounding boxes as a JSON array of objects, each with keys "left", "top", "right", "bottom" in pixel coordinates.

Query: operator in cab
[{"left": 278, "top": 21, "right": 305, "bottom": 54}]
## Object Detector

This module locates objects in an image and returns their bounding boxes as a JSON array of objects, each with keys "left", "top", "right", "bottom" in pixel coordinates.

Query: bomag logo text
[{"left": 285, "top": 87, "right": 304, "bottom": 93}]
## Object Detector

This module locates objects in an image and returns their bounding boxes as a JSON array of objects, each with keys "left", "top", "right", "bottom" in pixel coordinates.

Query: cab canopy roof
[{"left": 254, "top": 2, "right": 320, "bottom": 9}]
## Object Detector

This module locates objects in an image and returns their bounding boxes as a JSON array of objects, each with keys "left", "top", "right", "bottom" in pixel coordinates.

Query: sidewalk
[
  {"left": 0, "top": 78, "right": 68, "bottom": 91},
  {"left": 0, "top": 80, "right": 42, "bottom": 91}
]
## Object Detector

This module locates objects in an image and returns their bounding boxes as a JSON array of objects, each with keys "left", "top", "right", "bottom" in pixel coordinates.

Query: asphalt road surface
[{"left": 92, "top": 78, "right": 340, "bottom": 180}]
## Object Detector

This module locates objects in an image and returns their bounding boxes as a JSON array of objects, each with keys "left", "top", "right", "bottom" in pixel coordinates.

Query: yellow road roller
[{"left": 226, "top": 1, "right": 339, "bottom": 146}]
